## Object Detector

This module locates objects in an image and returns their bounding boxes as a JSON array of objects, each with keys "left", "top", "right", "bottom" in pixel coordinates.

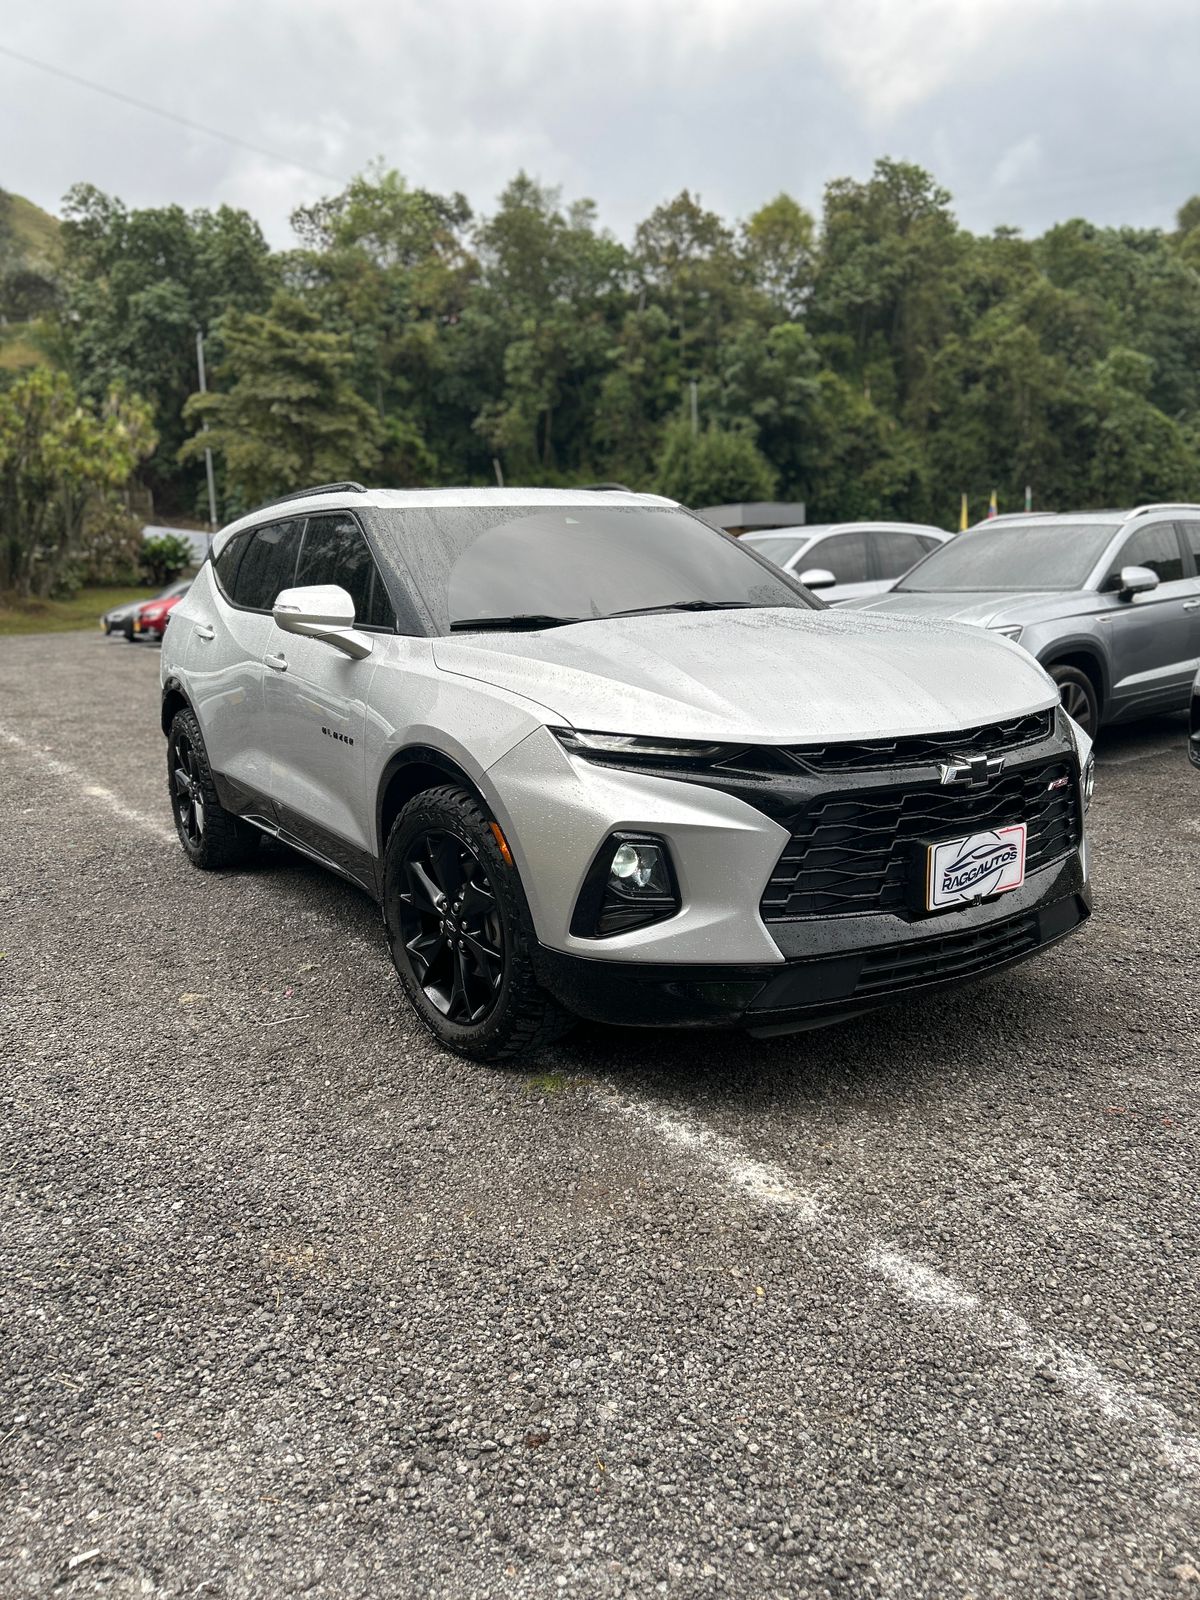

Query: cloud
[{"left": 1, "top": 0, "right": 1196, "bottom": 246}]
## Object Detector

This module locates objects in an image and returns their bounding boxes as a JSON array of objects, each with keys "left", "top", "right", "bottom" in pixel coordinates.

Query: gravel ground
[{"left": 1, "top": 630, "right": 1197, "bottom": 1600}]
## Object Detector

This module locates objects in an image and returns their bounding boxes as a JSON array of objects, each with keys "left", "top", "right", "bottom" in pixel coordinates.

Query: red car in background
[{"left": 126, "top": 583, "right": 190, "bottom": 643}]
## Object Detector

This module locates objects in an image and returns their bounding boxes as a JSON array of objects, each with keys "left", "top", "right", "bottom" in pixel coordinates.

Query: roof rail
[
  {"left": 980, "top": 511, "right": 1058, "bottom": 522},
  {"left": 576, "top": 482, "right": 632, "bottom": 493},
  {"left": 1124, "top": 502, "right": 1200, "bottom": 518},
  {"left": 250, "top": 481, "right": 368, "bottom": 514}
]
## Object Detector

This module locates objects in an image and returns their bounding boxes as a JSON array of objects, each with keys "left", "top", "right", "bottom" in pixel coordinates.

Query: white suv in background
[
  {"left": 160, "top": 484, "right": 1092, "bottom": 1061},
  {"left": 739, "top": 521, "right": 951, "bottom": 604}
]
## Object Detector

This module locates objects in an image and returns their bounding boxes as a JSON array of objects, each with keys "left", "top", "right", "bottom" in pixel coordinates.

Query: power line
[{"left": 0, "top": 42, "right": 346, "bottom": 187}]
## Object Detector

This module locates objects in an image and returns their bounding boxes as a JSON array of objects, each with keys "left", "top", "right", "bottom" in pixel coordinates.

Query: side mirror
[
  {"left": 272, "top": 584, "right": 373, "bottom": 660},
  {"left": 1114, "top": 564, "right": 1160, "bottom": 599},
  {"left": 798, "top": 567, "right": 837, "bottom": 590}
]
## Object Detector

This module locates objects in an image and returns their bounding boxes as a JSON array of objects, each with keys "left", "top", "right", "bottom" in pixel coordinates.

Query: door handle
[
  {"left": 265, "top": 652, "right": 288, "bottom": 673},
  {"left": 1184, "top": 600, "right": 1200, "bottom": 612},
  {"left": 194, "top": 624, "right": 215, "bottom": 642}
]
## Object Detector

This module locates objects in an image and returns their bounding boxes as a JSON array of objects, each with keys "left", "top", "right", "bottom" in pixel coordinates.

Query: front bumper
[{"left": 532, "top": 854, "right": 1090, "bottom": 1035}]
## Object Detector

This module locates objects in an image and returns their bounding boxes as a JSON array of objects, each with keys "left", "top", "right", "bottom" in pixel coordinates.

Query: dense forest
[{"left": 4, "top": 158, "right": 1200, "bottom": 568}]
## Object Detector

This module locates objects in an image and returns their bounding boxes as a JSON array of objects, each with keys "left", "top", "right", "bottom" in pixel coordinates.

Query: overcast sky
[{"left": 2, "top": 0, "right": 1198, "bottom": 246}]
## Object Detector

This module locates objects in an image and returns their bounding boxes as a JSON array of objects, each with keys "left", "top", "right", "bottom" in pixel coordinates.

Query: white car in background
[{"left": 740, "top": 522, "right": 952, "bottom": 604}]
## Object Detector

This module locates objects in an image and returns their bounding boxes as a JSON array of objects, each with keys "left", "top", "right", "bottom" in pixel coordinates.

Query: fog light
[
  {"left": 571, "top": 833, "right": 681, "bottom": 938},
  {"left": 610, "top": 840, "right": 668, "bottom": 892}
]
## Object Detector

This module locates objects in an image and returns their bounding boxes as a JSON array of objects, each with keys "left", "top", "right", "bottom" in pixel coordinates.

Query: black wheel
[
  {"left": 384, "top": 786, "right": 572, "bottom": 1062},
  {"left": 1049, "top": 664, "right": 1099, "bottom": 738},
  {"left": 167, "top": 708, "right": 261, "bottom": 870},
  {"left": 124, "top": 621, "right": 136, "bottom": 643}
]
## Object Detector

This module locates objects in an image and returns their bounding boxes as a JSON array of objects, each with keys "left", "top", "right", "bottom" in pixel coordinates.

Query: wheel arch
[
  {"left": 375, "top": 746, "right": 494, "bottom": 857},
  {"left": 1037, "top": 640, "right": 1110, "bottom": 720},
  {"left": 161, "top": 676, "right": 193, "bottom": 737}
]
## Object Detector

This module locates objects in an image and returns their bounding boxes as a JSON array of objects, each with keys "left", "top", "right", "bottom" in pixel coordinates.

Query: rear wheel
[
  {"left": 167, "top": 708, "right": 260, "bottom": 870},
  {"left": 384, "top": 786, "right": 571, "bottom": 1062},
  {"left": 1049, "top": 663, "right": 1099, "bottom": 737}
]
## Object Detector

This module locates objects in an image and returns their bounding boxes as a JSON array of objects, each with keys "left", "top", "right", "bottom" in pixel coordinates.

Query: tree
[
  {"left": 655, "top": 419, "right": 777, "bottom": 507},
  {"left": 179, "top": 291, "right": 382, "bottom": 509},
  {"left": 0, "top": 368, "right": 155, "bottom": 596},
  {"left": 58, "top": 186, "right": 276, "bottom": 514}
]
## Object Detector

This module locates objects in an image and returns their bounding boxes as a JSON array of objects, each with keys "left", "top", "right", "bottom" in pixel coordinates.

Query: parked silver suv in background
[
  {"left": 842, "top": 506, "right": 1200, "bottom": 736},
  {"left": 160, "top": 485, "right": 1092, "bottom": 1061}
]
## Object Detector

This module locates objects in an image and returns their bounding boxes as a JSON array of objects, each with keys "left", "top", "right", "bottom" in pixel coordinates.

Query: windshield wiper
[
  {"left": 609, "top": 600, "right": 763, "bottom": 618},
  {"left": 449, "top": 613, "right": 588, "bottom": 632}
]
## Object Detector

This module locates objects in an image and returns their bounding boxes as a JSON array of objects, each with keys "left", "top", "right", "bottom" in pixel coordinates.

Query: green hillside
[
  {"left": 0, "top": 188, "right": 60, "bottom": 370},
  {"left": 0, "top": 189, "right": 61, "bottom": 269}
]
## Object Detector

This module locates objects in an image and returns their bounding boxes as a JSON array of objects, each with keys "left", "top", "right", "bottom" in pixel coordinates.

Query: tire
[
  {"left": 166, "top": 707, "right": 261, "bottom": 870},
  {"left": 384, "top": 785, "right": 572, "bottom": 1063},
  {"left": 1048, "top": 663, "right": 1099, "bottom": 738}
]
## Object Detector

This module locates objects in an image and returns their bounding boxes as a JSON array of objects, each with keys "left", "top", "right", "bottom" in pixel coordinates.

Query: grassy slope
[
  {"left": 0, "top": 586, "right": 148, "bottom": 637},
  {"left": 0, "top": 189, "right": 61, "bottom": 371},
  {"left": 3, "top": 190, "right": 61, "bottom": 267}
]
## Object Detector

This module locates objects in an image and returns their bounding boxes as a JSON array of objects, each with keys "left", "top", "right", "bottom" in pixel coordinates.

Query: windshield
[
  {"left": 740, "top": 533, "right": 809, "bottom": 567},
  {"left": 896, "top": 521, "right": 1119, "bottom": 592},
  {"left": 376, "top": 505, "right": 816, "bottom": 634}
]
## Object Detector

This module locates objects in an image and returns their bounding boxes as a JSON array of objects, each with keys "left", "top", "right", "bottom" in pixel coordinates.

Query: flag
[
  {"left": 988, "top": 489, "right": 999, "bottom": 519},
  {"left": 959, "top": 493, "right": 969, "bottom": 532}
]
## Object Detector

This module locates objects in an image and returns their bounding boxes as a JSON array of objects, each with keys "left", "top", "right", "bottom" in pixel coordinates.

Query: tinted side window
[
  {"left": 1110, "top": 522, "right": 1184, "bottom": 585},
  {"left": 1179, "top": 521, "right": 1200, "bottom": 573},
  {"left": 213, "top": 528, "right": 253, "bottom": 600},
  {"left": 296, "top": 513, "right": 393, "bottom": 628},
  {"left": 804, "top": 532, "right": 869, "bottom": 584},
  {"left": 872, "top": 531, "right": 928, "bottom": 580},
  {"left": 234, "top": 518, "right": 304, "bottom": 611}
]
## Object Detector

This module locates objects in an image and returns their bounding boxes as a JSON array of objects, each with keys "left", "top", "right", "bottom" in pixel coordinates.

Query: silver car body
[
  {"left": 843, "top": 508, "right": 1200, "bottom": 727},
  {"left": 160, "top": 487, "right": 1091, "bottom": 1033},
  {"left": 740, "top": 522, "right": 951, "bottom": 605}
]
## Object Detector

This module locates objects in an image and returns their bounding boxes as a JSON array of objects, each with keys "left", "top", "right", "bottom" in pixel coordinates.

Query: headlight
[
  {"left": 570, "top": 833, "right": 681, "bottom": 938},
  {"left": 1082, "top": 750, "right": 1095, "bottom": 811},
  {"left": 990, "top": 624, "right": 1024, "bottom": 644},
  {"left": 552, "top": 728, "right": 730, "bottom": 763}
]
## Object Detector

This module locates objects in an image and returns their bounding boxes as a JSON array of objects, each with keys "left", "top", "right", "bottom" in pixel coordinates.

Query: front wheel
[
  {"left": 1049, "top": 664, "right": 1099, "bottom": 738},
  {"left": 384, "top": 786, "right": 571, "bottom": 1062},
  {"left": 167, "top": 708, "right": 261, "bottom": 870}
]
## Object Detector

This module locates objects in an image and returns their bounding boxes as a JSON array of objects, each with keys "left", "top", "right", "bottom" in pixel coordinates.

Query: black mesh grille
[
  {"left": 761, "top": 758, "right": 1080, "bottom": 920},
  {"left": 781, "top": 710, "right": 1054, "bottom": 774},
  {"left": 853, "top": 913, "right": 1041, "bottom": 996}
]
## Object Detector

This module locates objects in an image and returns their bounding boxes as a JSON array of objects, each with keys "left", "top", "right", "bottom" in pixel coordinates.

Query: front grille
[
  {"left": 780, "top": 710, "right": 1054, "bottom": 774},
  {"left": 853, "top": 913, "right": 1041, "bottom": 996},
  {"left": 761, "top": 758, "right": 1080, "bottom": 920}
]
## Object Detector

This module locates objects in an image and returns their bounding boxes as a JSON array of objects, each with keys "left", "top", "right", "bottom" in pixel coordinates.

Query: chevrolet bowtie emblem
[{"left": 939, "top": 752, "right": 1006, "bottom": 788}]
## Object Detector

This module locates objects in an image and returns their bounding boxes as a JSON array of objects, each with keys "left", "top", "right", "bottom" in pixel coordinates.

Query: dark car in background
[
  {"left": 1190, "top": 666, "right": 1200, "bottom": 769},
  {"left": 841, "top": 505, "right": 1200, "bottom": 736},
  {"left": 739, "top": 522, "right": 950, "bottom": 605}
]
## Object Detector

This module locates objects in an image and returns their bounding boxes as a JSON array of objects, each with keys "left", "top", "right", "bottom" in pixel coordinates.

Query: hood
[
  {"left": 839, "top": 590, "right": 1058, "bottom": 627},
  {"left": 431, "top": 608, "right": 1057, "bottom": 744}
]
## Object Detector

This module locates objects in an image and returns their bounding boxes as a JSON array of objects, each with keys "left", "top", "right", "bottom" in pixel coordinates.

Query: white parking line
[
  {"left": 7, "top": 723, "right": 1199, "bottom": 1486},
  {"left": 617, "top": 1095, "right": 1200, "bottom": 1482},
  {"left": 0, "top": 725, "right": 178, "bottom": 846}
]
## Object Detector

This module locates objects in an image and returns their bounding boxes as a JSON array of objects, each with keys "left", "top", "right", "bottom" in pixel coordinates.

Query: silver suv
[
  {"left": 842, "top": 506, "right": 1200, "bottom": 737},
  {"left": 160, "top": 485, "right": 1093, "bottom": 1061}
]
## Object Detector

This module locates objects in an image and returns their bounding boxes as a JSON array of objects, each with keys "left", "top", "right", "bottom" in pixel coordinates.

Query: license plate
[{"left": 926, "top": 823, "right": 1026, "bottom": 910}]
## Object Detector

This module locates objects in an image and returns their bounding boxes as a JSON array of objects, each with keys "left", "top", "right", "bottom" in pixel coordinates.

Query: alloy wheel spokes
[
  {"left": 396, "top": 828, "right": 505, "bottom": 1026},
  {"left": 174, "top": 739, "right": 204, "bottom": 844}
]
